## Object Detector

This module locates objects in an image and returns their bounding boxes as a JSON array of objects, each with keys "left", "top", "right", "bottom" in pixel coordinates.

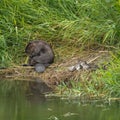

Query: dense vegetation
[{"left": 0, "top": 0, "right": 120, "bottom": 98}]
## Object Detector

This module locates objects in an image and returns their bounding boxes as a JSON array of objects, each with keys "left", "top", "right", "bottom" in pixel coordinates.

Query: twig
[
  {"left": 109, "top": 98, "right": 120, "bottom": 101},
  {"left": 98, "top": 51, "right": 109, "bottom": 53},
  {"left": 87, "top": 56, "right": 100, "bottom": 64}
]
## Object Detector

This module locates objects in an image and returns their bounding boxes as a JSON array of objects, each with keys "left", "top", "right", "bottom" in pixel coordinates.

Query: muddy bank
[{"left": 0, "top": 50, "right": 111, "bottom": 87}]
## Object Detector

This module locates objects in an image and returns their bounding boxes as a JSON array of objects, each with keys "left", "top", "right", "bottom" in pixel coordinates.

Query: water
[{"left": 0, "top": 80, "right": 120, "bottom": 120}]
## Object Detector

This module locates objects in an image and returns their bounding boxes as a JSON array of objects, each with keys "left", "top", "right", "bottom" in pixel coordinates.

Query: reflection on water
[{"left": 0, "top": 80, "right": 120, "bottom": 120}]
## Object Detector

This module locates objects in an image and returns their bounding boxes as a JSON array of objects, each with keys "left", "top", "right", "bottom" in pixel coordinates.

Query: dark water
[{"left": 0, "top": 80, "right": 120, "bottom": 120}]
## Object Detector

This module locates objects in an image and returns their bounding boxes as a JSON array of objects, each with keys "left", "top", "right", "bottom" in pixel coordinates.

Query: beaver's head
[{"left": 25, "top": 42, "right": 37, "bottom": 56}]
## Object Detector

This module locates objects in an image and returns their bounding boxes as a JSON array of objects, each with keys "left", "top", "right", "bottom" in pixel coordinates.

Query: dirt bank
[{"left": 0, "top": 50, "right": 111, "bottom": 88}]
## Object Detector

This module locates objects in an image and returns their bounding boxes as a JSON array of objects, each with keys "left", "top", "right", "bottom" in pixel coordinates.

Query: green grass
[
  {"left": 55, "top": 52, "right": 120, "bottom": 99},
  {"left": 99, "top": 53, "right": 120, "bottom": 97},
  {"left": 0, "top": 0, "right": 120, "bottom": 66},
  {"left": 0, "top": 0, "right": 120, "bottom": 98}
]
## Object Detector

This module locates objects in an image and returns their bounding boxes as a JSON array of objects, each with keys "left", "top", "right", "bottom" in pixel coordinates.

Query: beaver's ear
[{"left": 25, "top": 42, "right": 32, "bottom": 53}]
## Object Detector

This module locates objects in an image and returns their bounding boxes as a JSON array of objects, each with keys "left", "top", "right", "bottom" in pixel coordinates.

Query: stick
[{"left": 87, "top": 56, "right": 100, "bottom": 64}]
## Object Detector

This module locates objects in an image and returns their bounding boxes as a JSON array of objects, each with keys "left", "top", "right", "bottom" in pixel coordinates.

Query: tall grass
[
  {"left": 99, "top": 53, "right": 120, "bottom": 97},
  {"left": 0, "top": 0, "right": 120, "bottom": 66},
  {"left": 90, "top": 53, "right": 120, "bottom": 98}
]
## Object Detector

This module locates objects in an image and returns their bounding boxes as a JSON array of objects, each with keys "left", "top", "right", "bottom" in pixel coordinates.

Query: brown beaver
[{"left": 25, "top": 40, "right": 54, "bottom": 72}]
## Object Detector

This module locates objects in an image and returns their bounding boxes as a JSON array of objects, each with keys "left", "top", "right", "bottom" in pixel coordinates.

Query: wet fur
[{"left": 25, "top": 40, "right": 54, "bottom": 72}]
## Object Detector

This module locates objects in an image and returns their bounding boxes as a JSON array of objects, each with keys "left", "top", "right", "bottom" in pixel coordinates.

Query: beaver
[{"left": 25, "top": 40, "right": 54, "bottom": 72}]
